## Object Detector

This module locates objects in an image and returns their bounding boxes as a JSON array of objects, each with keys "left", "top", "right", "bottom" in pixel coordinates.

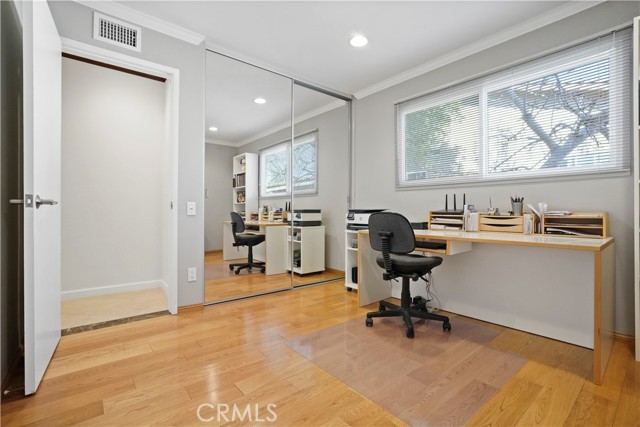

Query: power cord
[{"left": 421, "top": 271, "right": 441, "bottom": 313}]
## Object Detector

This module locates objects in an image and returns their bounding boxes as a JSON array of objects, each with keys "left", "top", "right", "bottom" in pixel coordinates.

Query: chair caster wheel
[
  {"left": 260, "top": 268, "right": 265, "bottom": 273},
  {"left": 378, "top": 303, "right": 386, "bottom": 311},
  {"left": 443, "top": 322, "right": 451, "bottom": 332},
  {"left": 235, "top": 269, "right": 240, "bottom": 275},
  {"left": 365, "top": 318, "right": 373, "bottom": 327},
  {"left": 406, "top": 327, "right": 415, "bottom": 338},
  {"left": 229, "top": 265, "right": 234, "bottom": 271}
]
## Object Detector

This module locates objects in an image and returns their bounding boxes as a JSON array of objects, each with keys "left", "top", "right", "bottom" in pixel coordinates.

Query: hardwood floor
[
  {"left": 205, "top": 251, "right": 344, "bottom": 303},
  {"left": 2, "top": 281, "right": 638, "bottom": 426},
  {"left": 61, "top": 288, "right": 168, "bottom": 329}
]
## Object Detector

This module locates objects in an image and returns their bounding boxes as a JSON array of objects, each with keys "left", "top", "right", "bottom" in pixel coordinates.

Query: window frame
[
  {"left": 396, "top": 32, "right": 631, "bottom": 189},
  {"left": 259, "top": 130, "right": 318, "bottom": 198}
]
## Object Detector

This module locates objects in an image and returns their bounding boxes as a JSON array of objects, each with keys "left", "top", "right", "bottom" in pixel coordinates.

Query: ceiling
[
  {"left": 106, "top": 1, "right": 602, "bottom": 145},
  {"left": 205, "top": 51, "right": 346, "bottom": 144}
]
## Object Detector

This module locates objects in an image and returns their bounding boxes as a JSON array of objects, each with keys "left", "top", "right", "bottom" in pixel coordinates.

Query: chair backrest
[
  {"left": 368, "top": 212, "right": 415, "bottom": 254},
  {"left": 230, "top": 211, "right": 245, "bottom": 235}
]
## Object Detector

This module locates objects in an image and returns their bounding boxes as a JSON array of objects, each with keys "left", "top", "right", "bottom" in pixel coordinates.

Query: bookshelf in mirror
[{"left": 232, "top": 153, "right": 258, "bottom": 222}]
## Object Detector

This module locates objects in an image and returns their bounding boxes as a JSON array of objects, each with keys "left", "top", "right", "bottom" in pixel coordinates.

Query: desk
[
  {"left": 358, "top": 229, "right": 615, "bottom": 384},
  {"left": 223, "top": 221, "right": 289, "bottom": 275}
]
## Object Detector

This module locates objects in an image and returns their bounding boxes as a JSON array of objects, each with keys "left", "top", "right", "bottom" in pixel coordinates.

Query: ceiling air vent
[{"left": 93, "top": 12, "right": 141, "bottom": 52}]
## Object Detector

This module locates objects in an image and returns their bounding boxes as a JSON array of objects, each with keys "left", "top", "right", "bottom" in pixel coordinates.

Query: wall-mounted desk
[
  {"left": 358, "top": 229, "right": 615, "bottom": 385},
  {"left": 223, "top": 221, "right": 289, "bottom": 275}
]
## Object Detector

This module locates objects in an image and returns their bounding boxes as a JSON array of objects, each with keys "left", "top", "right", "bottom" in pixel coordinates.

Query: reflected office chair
[
  {"left": 229, "top": 212, "right": 266, "bottom": 275},
  {"left": 366, "top": 212, "right": 451, "bottom": 338}
]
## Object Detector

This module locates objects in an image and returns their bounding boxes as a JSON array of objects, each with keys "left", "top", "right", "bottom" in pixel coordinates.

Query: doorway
[{"left": 59, "top": 54, "right": 174, "bottom": 331}]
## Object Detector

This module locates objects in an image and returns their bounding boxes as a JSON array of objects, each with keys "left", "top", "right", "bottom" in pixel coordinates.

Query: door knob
[{"left": 35, "top": 195, "right": 58, "bottom": 209}]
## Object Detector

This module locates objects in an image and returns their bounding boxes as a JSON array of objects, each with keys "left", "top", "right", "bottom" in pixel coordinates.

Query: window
[
  {"left": 260, "top": 131, "right": 317, "bottom": 197},
  {"left": 396, "top": 29, "right": 631, "bottom": 187}
]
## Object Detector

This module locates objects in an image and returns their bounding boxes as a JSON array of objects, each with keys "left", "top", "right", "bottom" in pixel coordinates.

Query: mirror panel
[
  {"left": 290, "top": 84, "right": 350, "bottom": 287},
  {"left": 204, "top": 51, "right": 293, "bottom": 304}
]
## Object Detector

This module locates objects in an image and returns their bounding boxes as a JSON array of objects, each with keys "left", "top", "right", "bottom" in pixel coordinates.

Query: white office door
[{"left": 22, "top": 0, "right": 62, "bottom": 395}]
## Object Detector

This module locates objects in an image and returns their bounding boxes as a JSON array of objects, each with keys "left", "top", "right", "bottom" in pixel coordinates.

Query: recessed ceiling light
[
  {"left": 349, "top": 34, "right": 368, "bottom": 48},
  {"left": 254, "top": 97, "right": 267, "bottom": 104},
  {"left": 208, "top": 126, "right": 218, "bottom": 132}
]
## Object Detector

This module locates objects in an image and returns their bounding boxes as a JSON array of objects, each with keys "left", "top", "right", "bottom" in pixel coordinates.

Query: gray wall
[
  {"left": 241, "top": 103, "right": 350, "bottom": 270},
  {"left": 61, "top": 58, "right": 166, "bottom": 295},
  {"left": 205, "top": 143, "right": 234, "bottom": 251},
  {"left": 49, "top": 1, "right": 205, "bottom": 306},
  {"left": 1, "top": 0, "right": 23, "bottom": 385},
  {"left": 353, "top": 1, "right": 638, "bottom": 335}
]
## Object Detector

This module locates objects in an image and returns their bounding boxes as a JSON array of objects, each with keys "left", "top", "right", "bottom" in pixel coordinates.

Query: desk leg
[
  {"left": 264, "top": 226, "right": 287, "bottom": 276},
  {"left": 594, "top": 243, "right": 615, "bottom": 385},
  {"left": 358, "top": 232, "right": 393, "bottom": 307}
]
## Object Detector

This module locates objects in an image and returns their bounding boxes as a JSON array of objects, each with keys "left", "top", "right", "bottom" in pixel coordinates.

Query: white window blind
[
  {"left": 396, "top": 29, "right": 632, "bottom": 188},
  {"left": 260, "top": 130, "right": 318, "bottom": 197}
]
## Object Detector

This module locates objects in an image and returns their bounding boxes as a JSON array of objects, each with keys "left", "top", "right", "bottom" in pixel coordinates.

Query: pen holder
[{"left": 511, "top": 202, "right": 523, "bottom": 216}]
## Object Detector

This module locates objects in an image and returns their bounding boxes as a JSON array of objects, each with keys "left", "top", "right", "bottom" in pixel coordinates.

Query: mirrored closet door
[
  {"left": 289, "top": 83, "right": 350, "bottom": 288},
  {"left": 204, "top": 51, "right": 293, "bottom": 303}
]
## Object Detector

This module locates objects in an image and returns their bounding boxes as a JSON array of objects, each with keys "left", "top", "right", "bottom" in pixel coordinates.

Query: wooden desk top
[
  {"left": 359, "top": 229, "right": 614, "bottom": 252},
  {"left": 223, "top": 220, "right": 289, "bottom": 227},
  {"left": 245, "top": 221, "right": 289, "bottom": 227}
]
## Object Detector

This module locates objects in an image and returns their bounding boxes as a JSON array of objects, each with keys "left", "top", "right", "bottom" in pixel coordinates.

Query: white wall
[
  {"left": 205, "top": 143, "right": 234, "bottom": 251},
  {"left": 50, "top": 1, "right": 205, "bottom": 306},
  {"left": 241, "top": 103, "right": 350, "bottom": 270},
  {"left": 61, "top": 58, "right": 166, "bottom": 297},
  {"left": 353, "top": 1, "right": 638, "bottom": 335}
]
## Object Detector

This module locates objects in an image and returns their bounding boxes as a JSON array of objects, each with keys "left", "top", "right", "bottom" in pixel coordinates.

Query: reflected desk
[
  {"left": 357, "top": 229, "right": 615, "bottom": 384},
  {"left": 223, "top": 221, "right": 289, "bottom": 275}
]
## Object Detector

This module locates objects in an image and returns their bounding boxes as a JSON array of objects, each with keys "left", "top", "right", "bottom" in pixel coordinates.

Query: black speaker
[{"left": 351, "top": 267, "right": 358, "bottom": 284}]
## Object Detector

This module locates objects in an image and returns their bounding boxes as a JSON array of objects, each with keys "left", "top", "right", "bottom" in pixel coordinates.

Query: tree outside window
[
  {"left": 397, "top": 30, "right": 630, "bottom": 187},
  {"left": 260, "top": 131, "right": 318, "bottom": 197}
]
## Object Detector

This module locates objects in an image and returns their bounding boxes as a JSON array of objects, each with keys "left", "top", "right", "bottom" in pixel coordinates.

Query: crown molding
[
  {"left": 237, "top": 99, "right": 346, "bottom": 147},
  {"left": 205, "top": 138, "right": 237, "bottom": 147},
  {"left": 74, "top": 0, "right": 205, "bottom": 46},
  {"left": 354, "top": 0, "right": 605, "bottom": 100}
]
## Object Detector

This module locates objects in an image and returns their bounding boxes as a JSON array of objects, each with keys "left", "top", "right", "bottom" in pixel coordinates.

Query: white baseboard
[
  {"left": 160, "top": 280, "right": 169, "bottom": 293},
  {"left": 61, "top": 280, "right": 163, "bottom": 301}
]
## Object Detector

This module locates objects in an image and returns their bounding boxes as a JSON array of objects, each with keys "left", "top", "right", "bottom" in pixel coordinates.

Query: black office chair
[
  {"left": 229, "top": 212, "right": 266, "bottom": 274},
  {"left": 366, "top": 212, "right": 451, "bottom": 338}
]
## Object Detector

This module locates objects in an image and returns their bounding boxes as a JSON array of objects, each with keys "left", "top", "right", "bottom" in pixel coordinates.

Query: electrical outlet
[{"left": 187, "top": 267, "right": 197, "bottom": 282}]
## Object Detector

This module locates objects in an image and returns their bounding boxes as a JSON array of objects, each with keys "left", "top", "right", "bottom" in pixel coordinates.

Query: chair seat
[
  {"left": 376, "top": 253, "right": 442, "bottom": 276},
  {"left": 235, "top": 233, "right": 265, "bottom": 246}
]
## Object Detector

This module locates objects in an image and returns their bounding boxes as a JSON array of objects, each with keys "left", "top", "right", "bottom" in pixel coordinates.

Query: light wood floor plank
[
  {"left": 3, "top": 280, "right": 639, "bottom": 427},
  {"left": 515, "top": 367, "right": 585, "bottom": 426}
]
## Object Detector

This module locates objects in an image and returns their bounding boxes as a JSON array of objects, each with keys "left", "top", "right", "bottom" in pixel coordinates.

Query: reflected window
[{"left": 260, "top": 130, "right": 317, "bottom": 197}]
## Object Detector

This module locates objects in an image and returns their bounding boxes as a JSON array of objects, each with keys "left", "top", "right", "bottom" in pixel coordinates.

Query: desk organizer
[
  {"left": 541, "top": 212, "right": 607, "bottom": 238},
  {"left": 479, "top": 214, "right": 524, "bottom": 233}
]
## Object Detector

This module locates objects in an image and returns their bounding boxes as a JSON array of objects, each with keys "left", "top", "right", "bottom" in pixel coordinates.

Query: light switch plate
[{"left": 187, "top": 201, "right": 196, "bottom": 216}]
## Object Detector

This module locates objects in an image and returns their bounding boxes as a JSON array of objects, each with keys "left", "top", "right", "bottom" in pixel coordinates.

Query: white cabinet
[
  {"left": 633, "top": 16, "right": 640, "bottom": 361},
  {"left": 232, "top": 153, "right": 258, "bottom": 222},
  {"left": 287, "top": 226, "right": 325, "bottom": 275},
  {"left": 345, "top": 230, "right": 358, "bottom": 291}
]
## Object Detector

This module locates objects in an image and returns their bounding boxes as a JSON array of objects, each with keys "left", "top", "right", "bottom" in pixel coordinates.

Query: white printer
[{"left": 346, "top": 209, "right": 388, "bottom": 230}]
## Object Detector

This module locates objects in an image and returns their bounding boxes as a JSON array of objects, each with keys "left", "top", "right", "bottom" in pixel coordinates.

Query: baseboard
[
  {"left": 205, "top": 249, "right": 223, "bottom": 254},
  {"left": 613, "top": 332, "right": 635, "bottom": 345},
  {"left": 160, "top": 280, "right": 169, "bottom": 293},
  {"left": 61, "top": 280, "right": 164, "bottom": 301}
]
